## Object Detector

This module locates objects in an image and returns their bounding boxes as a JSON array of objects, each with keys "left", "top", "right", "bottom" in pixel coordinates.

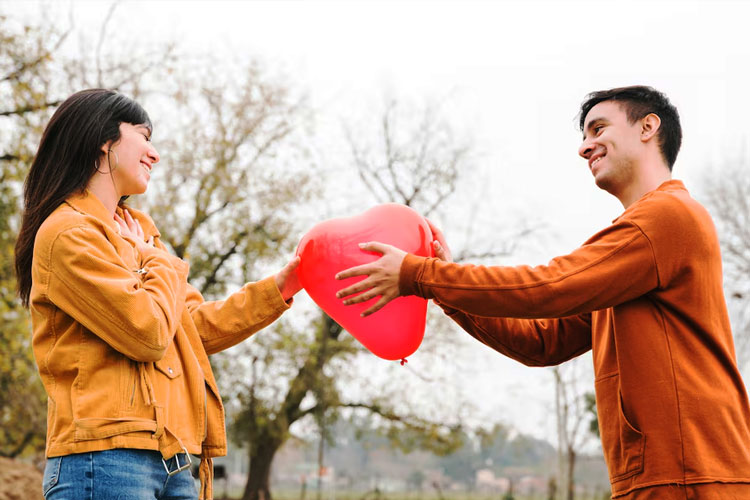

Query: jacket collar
[
  {"left": 65, "top": 190, "right": 161, "bottom": 239},
  {"left": 65, "top": 190, "right": 118, "bottom": 231}
]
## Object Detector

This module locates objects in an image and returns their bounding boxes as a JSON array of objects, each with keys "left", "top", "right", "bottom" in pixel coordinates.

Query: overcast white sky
[{"left": 12, "top": 0, "right": 750, "bottom": 445}]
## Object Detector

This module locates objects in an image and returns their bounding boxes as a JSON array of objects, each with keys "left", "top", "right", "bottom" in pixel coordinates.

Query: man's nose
[{"left": 578, "top": 140, "right": 593, "bottom": 160}]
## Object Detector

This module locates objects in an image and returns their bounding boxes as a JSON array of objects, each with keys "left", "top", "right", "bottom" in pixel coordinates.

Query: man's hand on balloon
[
  {"left": 335, "top": 242, "right": 407, "bottom": 317},
  {"left": 274, "top": 256, "right": 302, "bottom": 303},
  {"left": 336, "top": 219, "right": 452, "bottom": 317}
]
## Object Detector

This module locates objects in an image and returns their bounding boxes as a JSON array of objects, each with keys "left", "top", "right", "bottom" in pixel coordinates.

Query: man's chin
[{"left": 594, "top": 174, "right": 617, "bottom": 194}]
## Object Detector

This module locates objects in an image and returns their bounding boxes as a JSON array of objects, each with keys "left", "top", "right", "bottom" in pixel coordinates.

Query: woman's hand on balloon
[
  {"left": 335, "top": 242, "right": 406, "bottom": 317},
  {"left": 274, "top": 256, "right": 302, "bottom": 302}
]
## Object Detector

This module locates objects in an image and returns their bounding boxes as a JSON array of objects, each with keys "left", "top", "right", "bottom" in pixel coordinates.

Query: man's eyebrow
[{"left": 583, "top": 117, "right": 606, "bottom": 139}]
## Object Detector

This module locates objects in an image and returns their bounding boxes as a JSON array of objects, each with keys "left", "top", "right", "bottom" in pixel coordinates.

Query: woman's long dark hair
[{"left": 15, "top": 89, "right": 152, "bottom": 307}]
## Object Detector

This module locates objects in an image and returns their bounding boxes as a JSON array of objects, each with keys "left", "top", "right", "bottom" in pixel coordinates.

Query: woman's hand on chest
[{"left": 114, "top": 209, "right": 154, "bottom": 252}]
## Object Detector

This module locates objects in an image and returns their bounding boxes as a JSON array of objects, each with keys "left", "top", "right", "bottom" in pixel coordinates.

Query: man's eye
[
  {"left": 594, "top": 126, "right": 603, "bottom": 134},
  {"left": 143, "top": 134, "right": 151, "bottom": 142}
]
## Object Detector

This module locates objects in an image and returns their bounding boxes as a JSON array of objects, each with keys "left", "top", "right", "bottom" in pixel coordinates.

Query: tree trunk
[
  {"left": 242, "top": 437, "right": 281, "bottom": 500},
  {"left": 566, "top": 446, "right": 576, "bottom": 500}
]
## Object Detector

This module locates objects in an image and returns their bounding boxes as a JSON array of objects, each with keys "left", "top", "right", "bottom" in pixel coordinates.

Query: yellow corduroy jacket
[{"left": 30, "top": 190, "right": 290, "bottom": 499}]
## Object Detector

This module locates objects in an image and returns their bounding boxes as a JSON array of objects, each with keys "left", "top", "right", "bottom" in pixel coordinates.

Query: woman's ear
[{"left": 640, "top": 113, "right": 661, "bottom": 142}]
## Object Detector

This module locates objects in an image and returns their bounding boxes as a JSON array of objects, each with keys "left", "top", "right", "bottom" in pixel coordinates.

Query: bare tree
[
  {"left": 702, "top": 159, "right": 750, "bottom": 369},
  {"left": 344, "top": 95, "right": 536, "bottom": 261},
  {"left": 552, "top": 359, "right": 594, "bottom": 500},
  {"left": 346, "top": 97, "right": 467, "bottom": 217}
]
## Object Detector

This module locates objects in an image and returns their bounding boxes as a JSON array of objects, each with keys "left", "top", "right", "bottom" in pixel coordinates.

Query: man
[{"left": 335, "top": 86, "right": 750, "bottom": 499}]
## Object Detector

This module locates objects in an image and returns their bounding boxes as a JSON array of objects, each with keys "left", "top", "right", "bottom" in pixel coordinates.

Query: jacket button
[{"left": 168, "top": 367, "right": 173, "bottom": 374}]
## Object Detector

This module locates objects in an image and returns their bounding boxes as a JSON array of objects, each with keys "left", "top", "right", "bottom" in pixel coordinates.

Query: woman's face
[{"left": 106, "top": 122, "right": 160, "bottom": 196}]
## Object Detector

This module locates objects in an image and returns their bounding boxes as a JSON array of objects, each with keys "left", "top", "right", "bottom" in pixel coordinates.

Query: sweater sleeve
[
  {"left": 46, "top": 226, "right": 188, "bottom": 362},
  {"left": 437, "top": 300, "right": 592, "bottom": 366},
  {"left": 185, "top": 277, "right": 290, "bottom": 355},
  {"left": 400, "top": 220, "right": 659, "bottom": 319}
]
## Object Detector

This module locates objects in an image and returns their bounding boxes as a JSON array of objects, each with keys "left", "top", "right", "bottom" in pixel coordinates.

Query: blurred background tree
[
  {"left": 0, "top": 6, "right": 500, "bottom": 500},
  {"left": 0, "top": 12, "right": 70, "bottom": 461},
  {"left": 702, "top": 159, "right": 750, "bottom": 370}
]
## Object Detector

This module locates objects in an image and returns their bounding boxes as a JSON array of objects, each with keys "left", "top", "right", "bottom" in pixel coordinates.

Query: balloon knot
[{"left": 400, "top": 358, "right": 408, "bottom": 366}]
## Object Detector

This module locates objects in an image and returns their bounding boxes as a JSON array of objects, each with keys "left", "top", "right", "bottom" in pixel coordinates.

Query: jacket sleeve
[
  {"left": 46, "top": 226, "right": 188, "bottom": 362},
  {"left": 184, "top": 278, "right": 290, "bottom": 355},
  {"left": 436, "top": 300, "right": 592, "bottom": 366},
  {"left": 400, "top": 220, "right": 659, "bottom": 319}
]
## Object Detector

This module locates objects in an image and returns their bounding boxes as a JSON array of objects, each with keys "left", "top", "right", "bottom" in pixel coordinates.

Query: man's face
[{"left": 578, "top": 101, "right": 644, "bottom": 195}]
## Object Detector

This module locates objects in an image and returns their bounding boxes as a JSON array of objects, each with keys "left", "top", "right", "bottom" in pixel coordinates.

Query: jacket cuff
[
  {"left": 399, "top": 253, "right": 427, "bottom": 297},
  {"left": 258, "top": 276, "right": 292, "bottom": 314}
]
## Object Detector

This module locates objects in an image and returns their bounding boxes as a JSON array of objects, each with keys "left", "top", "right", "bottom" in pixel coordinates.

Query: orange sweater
[{"left": 399, "top": 180, "right": 750, "bottom": 497}]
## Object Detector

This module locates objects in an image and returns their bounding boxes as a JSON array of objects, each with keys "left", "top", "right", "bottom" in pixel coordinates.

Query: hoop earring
[{"left": 107, "top": 149, "right": 119, "bottom": 172}]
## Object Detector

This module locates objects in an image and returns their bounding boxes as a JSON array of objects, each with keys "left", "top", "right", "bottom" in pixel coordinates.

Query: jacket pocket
[
  {"left": 594, "top": 372, "right": 645, "bottom": 483},
  {"left": 43, "top": 456, "right": 62, "bottom": 496}
]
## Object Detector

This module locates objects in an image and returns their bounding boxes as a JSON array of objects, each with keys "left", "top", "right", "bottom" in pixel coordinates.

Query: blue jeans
[{"left": 43, "top": 448, "right": 198, "bottom": 500}]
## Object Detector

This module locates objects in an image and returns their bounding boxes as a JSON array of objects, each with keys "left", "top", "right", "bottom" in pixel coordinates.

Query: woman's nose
[{"left": 148, "top": 144, "right": 160, "bottom": 164}]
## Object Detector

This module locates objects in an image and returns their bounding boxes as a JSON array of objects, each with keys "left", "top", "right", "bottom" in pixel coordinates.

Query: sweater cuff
[{"left": 399, "top": 253, "right": 427, "bottom": 297}]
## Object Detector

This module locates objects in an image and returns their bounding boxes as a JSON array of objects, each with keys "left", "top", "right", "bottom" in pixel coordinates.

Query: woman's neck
[{"left": 86, "top": 173, "right": 120, "bottom": 215}]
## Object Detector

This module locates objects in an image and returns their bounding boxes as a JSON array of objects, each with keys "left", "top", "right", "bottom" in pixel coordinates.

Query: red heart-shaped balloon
[{"left": 295, "top": 204, "right": 433, "bottom": 360}]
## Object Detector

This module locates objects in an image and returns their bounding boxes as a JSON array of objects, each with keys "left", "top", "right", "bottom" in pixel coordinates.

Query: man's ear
[{"left": 640, "top": 113, "right": 661, "bottom": 142}]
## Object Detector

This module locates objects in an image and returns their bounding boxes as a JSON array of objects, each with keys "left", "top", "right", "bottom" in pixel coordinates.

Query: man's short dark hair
[{"left": 578, "top": 85, "right": 682, "bottom": 170}]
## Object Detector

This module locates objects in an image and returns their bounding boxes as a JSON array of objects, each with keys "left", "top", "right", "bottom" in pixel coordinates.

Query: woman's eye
[{"left": 143, "top": 134, "right": 151, "bottom": 142}]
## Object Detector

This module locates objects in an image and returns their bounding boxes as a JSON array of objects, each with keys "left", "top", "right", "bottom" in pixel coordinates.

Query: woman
[{"left": 14, "top": 89, "right": 301, "bottom": 499}]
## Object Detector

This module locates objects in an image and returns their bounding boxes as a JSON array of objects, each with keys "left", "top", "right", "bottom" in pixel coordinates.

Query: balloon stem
[{"left": 400, "top": 358, "right": 408, "bottom": 366}]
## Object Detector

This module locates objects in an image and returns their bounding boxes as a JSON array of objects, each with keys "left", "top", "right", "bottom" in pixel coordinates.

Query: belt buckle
[{"left": 162, "top": 447, "right": 192, "bottom": 477}]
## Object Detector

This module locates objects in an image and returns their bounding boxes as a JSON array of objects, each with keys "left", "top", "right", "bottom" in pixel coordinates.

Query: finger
[
  {"left": 336, "top": 279, "right": 374, "bottom": 299},
  {"left": 342, "top": 288, "right": 379, "bottom": 305},
  {"left": 425, "top": 218, "right": 444, "bottom": 239},
  {"left": 360, "top": 295, "right": 390, "bottom": 317},
  {"left": 135, "top": 219, "right": 145, "bottom": 239},
  {"left": 433, "top": 241, "right": 448, "bottom": 261},
  {"left": 124, "top": 210, "right": 137, "bottom": 233},
  {"left": 425, "top": 218, "right": 449, "bottom": 247},
  {"left": 335, "top": 263, "right": 375, "bottom": 281},
  {"left": 358, "top": 241, "right": 394, "bottom": 255},
  {"left": 286, "top": 255, "right": 301, "bottom": 272},
  {"left": 279, "top": 256, "right": 301, "bottom": 278},
  {"left": 147, "top": 236, "right": 155, "bottom": 247},
  {"left": 113, "top": 214, "right": 127, "bottom": 232}
]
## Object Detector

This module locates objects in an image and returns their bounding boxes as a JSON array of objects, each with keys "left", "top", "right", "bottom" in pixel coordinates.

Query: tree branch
[{"left": 0, "top": 100, "right": 63, "bottom": 117}]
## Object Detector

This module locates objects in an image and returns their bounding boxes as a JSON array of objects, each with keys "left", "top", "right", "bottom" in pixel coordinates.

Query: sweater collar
[{"left": 613, "top": 179, "right": 688, "bottom": 223}]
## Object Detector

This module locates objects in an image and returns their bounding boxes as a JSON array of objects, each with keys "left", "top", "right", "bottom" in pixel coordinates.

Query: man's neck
[{"left": 617, "top": 164, "right": 672, "bottom": 209}]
